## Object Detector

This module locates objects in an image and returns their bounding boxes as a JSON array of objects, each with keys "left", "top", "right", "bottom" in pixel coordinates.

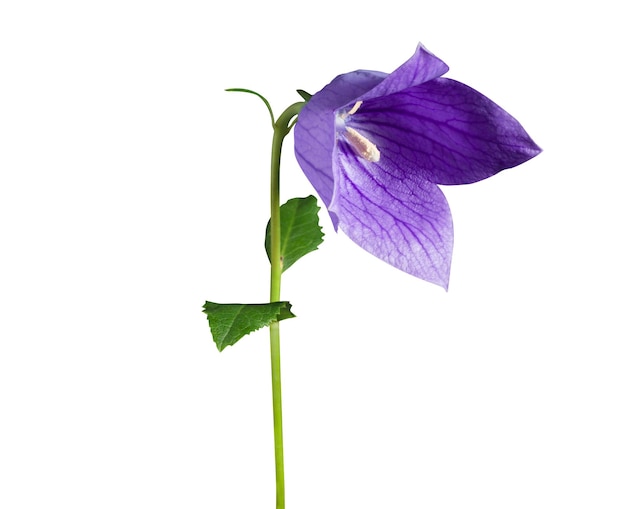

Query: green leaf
[
  {"left": 203, "top": 301, "right": 295, "bottom": 351},
  {"left": 265, "top": 195, "right": 324, "bottom": 272}
]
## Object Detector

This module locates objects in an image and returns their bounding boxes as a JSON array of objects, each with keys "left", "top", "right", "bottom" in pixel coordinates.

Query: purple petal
[
  {"left": 331, "top": 139, "right": 453, "bottom": 289},
  {"left": 357, "top": 43, "right": 449, "bottom": 102},
  {"left": 294, "top": 70, "right": 386, "bottom": 226},
  {"left": 349, "top": 78, "right": 542, "bottom": 185}
]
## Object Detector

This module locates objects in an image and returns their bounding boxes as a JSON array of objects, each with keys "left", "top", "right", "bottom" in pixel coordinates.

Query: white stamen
[
  {"left": 339, "top": 100, "right": 364, "bottom": 119},
  {"left": 346, "top": 100, "right": 363, "bottom": 116},
  {"left": 345, "top": 127, "right": 380, "bottom": 162}
]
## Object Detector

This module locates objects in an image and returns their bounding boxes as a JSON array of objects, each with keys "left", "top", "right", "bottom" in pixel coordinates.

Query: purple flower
[{"left": 294, "top": 44, "right": 541, "bottom": 289}]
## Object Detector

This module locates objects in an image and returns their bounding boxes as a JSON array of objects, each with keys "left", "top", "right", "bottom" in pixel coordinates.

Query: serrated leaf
[
  {"left": 265, "top": 195, "right": 324, "bottom": 272},
  {"left": 203, "top": 301, "right": 295, "bottom": 351}
]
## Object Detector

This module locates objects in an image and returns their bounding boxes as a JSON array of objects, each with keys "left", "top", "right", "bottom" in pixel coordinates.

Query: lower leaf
[{"left": 203, "top": 301, "right": 295, "bottom": 351}]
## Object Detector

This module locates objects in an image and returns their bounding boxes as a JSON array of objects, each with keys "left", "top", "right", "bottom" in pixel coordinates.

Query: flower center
[{"left": 339, "top": 101, "right": 380, "bottom": 163}]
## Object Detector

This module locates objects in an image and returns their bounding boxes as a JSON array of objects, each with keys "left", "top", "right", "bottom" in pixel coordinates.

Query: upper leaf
[
  {"left": 265, "top": 195, "right": 324, "bottom": 272},
  {"left": 203, "top": 301, "right": 296, "bottom": 351}
]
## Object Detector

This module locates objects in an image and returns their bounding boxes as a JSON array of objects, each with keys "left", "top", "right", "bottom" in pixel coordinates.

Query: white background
[{"left": 1, "top": 1, "right": 624, "bottom": 508}]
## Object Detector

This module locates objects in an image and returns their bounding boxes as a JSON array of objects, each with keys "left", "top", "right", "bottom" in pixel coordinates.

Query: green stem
[{"left": 269, "top": 101, "right": 304, "bottom": 509}]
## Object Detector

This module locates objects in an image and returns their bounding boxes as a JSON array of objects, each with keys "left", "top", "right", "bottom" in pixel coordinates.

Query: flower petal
[
  {"left": 294, "top": 70, "right": 386, "bottom": 227},
  {"left": 331, "top": 139, "right": 453, "bottom": 289},
  {"left": 349, "top": 78, "right": 542, "bottom": 185},
  {"left": 357, "top": 43, "right": 449, "bottom": 102}
]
